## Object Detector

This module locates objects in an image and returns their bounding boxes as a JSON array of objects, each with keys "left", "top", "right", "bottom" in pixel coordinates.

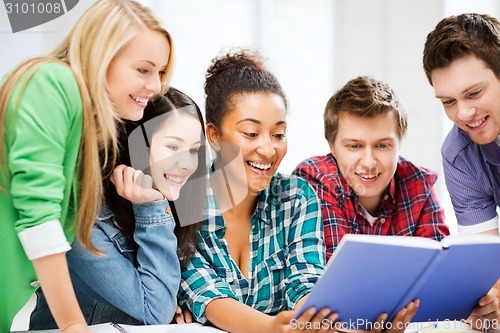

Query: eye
[
  {"left": 274, "top": 133, "right": 286, "bottom": 140},
  {"left": 244, "top": 132, "right": 258, "bottom": 138},
  {"left": 441, "top": 99, "right": 455, "bottom": 107},
  {"left": 189, "top": 147, "right": 199, "bottom": 155},
  {"left": 467, "top": 90, "right": 482, "bottom": 98},
  {"left": 348, "top": 144, "right": 360, "bottom": 149},
  {"left": 137, "top": 68, "right": 149, "bottom": 75},
  {"left": 166, "top": 145, "right": 178, "bottom": 151},
  {"left": 377, "top": 143, "right": 389, "bottom": 149},
  {"left": 159, "top": 70, "right": 166, "bottom": 77}
]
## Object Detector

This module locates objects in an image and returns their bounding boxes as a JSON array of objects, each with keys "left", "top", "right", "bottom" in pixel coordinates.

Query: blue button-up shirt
[{"left": 442, "top": 125, "right": 500, "bottom": 232}]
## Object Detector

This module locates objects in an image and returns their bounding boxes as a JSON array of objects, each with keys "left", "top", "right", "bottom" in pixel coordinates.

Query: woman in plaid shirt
[{"left": 178, "top": 51, "right": 417, "bottom": 333}]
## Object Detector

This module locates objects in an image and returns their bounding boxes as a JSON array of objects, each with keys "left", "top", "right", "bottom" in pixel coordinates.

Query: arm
[
  {"left": 284, "top": 177, "right": 326, "bottom": 309},
  {"left": 7, "top": 63, "right": 90, "bottom": 332},
  {"left": 67, "top": 166, "right": 179, "bottom": 324},
  {"left": 442, "top": 152, "right": 498, "bottom": 233},
  {"left": 33, "top": 254, "right": 89, "bottom": 333}
]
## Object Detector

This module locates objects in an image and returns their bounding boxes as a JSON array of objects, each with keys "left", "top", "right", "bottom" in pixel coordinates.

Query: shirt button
[
  {"left": 379, "top": 218, "right": 386, "bottom": 224},
  {"left": 29, "top": 280, "right": 40, "bottom": 288},
  {"left": 384, "top": 194, "right": 389, "bottom": 200}
]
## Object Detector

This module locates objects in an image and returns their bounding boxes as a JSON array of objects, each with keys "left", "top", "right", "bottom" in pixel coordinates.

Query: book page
[{"left": 440, "top": 234, "right": 500, "bottom": 248}]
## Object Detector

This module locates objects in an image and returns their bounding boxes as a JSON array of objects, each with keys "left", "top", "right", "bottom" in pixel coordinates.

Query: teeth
[
  {"left": 248, "top": 161, "right": 272, "bottom": 170},
  {"left": 166, "top": 175, "right": 182, "bottom": 184},
  {"left": 358, "top": 174, "right": 377, "bottom": 179},
  {"left": 132, "top": 96, "right": 149, "bottom": 104},
  {"left": 468, "top": 117, "right": 486, "bottom": 128}
]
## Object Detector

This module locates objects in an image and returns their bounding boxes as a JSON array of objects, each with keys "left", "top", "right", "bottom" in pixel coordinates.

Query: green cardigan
[{"left": 0, "top": 62, "right": 82, "bottom": 332}]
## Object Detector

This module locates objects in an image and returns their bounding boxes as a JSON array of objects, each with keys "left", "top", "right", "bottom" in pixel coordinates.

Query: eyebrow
[
  {"left": 161, "top": 136, "right": 201, "bottom": 144},
  {"left": 341, "top": 137, "right": 395, "bottom": 142},
  {"left": 435, "top": 82, "right": 484, "bottom": 99},
  {"left": 136, "top": 60, "right": 158, "bottom": 67},
  {"left": 236, "top": 118, "right": 287, "bottom": 126}
]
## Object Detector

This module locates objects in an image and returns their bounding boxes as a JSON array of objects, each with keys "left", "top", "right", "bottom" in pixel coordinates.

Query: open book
[{"left": 296, "top": 234, "right": 500, "bottom": 329}]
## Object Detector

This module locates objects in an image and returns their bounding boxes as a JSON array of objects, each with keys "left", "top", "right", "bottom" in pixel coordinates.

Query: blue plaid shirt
[{"left": 179, "top": 172, "right": 326, "bottom": 324}]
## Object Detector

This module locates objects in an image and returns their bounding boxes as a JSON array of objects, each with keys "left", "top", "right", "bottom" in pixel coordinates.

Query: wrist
[{"left": 60, "top": 321, "right": 88, "bottom": 333}]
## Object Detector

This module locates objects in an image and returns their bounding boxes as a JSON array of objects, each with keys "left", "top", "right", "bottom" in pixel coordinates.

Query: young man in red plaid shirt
[{"left": 293, "top": 76, "right": 450, "bottom": 261}]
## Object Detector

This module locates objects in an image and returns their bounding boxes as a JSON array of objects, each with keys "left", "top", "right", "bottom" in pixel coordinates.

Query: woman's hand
[
  {"left": 111, "top": 165, "right": 164, "bottom": 203},
  {"left": 172, "top": 306, "right": 193, "bottom": 324},
  {"left": 467, "top": 287, "right": 500, "bottom": 332},
  {"left": 271, "top": 307, "right": 338, "bottom": 333}
]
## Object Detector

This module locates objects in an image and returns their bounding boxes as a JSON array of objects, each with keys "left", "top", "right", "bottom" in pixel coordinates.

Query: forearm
[
  {"left": 205, "top": 298, "right": 274, "bottom": 333},
  {"left": 32, "top": 253, "right": 87, "bottom": 332}
]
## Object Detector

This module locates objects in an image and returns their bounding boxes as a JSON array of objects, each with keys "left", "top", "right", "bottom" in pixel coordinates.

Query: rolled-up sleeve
[
  {"left": 5, "top": 63, "right": 82, "bottom": 258},
  {"left": 179, "top": 244, "right": 239, "bottom": 324}
]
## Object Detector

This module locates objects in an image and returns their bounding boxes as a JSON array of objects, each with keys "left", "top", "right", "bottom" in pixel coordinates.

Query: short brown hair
[
  {"left": 423, "top": 13, "right": 500, "bottom": 85},
  {"left": 324, "top": 76, "right": 408, "bottom": 147}
]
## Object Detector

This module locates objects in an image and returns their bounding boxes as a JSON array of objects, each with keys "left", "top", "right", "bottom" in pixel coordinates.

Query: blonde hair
[{"left": 0, "top": 0, "right": 174, "bottom": 252}]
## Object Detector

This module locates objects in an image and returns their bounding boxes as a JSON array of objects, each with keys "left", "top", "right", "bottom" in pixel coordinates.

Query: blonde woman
[{"left": 0, "top": 0, "right": 174, "bottom": 332}]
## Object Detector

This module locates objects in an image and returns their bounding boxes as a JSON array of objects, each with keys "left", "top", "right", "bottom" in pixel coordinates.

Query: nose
[
  {"left": 146, "top": 74, "right": 162, "bottom": 94},
  {"left": 177, "top": 150, "right": 198, "bottom": 173},
  {"left": 361, "top": 148, "right": 377, "bottom": 168},
  {"left": 457, "top": 102, "right": 476, "bottom": 122},
  {"left": 256, "top": 137, "right": 276, "bottom": 158}
]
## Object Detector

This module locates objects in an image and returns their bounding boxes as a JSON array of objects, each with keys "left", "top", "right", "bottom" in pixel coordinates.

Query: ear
[
  {"left": 206, "top": 123, "right": 221, "bottom": 152},
  {"left": 328, "top": 141, "right": 337, "bottom": 159}
]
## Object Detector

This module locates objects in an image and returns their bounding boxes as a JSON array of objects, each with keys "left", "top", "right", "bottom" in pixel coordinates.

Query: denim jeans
[{"left": 29, "top": 200, "right": 180, "bottom": 329}]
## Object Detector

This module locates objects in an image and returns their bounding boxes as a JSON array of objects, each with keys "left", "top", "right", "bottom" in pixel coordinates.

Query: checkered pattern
[
  {"left": 293, "top": 154, "right": 450, "bottom": 261},
  {"left": 179, "top": 173, "right": 326, "bottom": 324}
]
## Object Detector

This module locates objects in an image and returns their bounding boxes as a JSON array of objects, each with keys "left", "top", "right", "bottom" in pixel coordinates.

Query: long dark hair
[{"left": 104, "top": 87, "right": 206, "bottom": 266}]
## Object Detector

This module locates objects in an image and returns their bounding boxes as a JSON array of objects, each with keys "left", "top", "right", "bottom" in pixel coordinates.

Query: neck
[{"left": 210, "top": 163, "right": 258, "bottom": 217}]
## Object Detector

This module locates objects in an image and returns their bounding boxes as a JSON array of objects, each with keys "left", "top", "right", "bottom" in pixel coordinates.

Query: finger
[
  {"left": 296, "top": 307, "right": 316, "bottom": 324},
  {"left": 370, "top": 313, "right": 388, "bottom": 333},
  {"left": 474, "top": 298, "right": 500, "bottom": 317},
  {"left": 174, "top": 313, "right": 185, "bottom": 324},
  {"left": 305, "top": 308, "right": 330, "bottom": 333},
  {"left": 142, "top": 174, "right": 154, "bottom": 189},
  {"left": 319, "top": 312, "right": 338, "bottom": 333},
  {"left": 184, "top": 309, "right": 193, "bottom": 324},
  {"left": 111, "top": 165, "right": 127, "bottom": 192},
  {"left": 479, "top": 288, "right": 499, "bottom": 307},
  {"left": 404, "top": 300, "right": 419, "bottom": 321},
  {"left": 134, "top": 169, "right": 144, "bottom": 188}
]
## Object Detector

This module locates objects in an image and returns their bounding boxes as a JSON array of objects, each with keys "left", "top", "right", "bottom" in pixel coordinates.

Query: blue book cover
[{"left": 296, "top": 234, "right": 500, "bottom": 329}]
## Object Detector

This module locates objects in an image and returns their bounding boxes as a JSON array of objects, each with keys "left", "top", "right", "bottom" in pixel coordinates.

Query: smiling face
[
  {"left": 149, "top": 113, "right": 202, "bottom": 201},
  {"left": 106, "top": 28, "right": 170, "bottom": 121},
  {"left": 431, "top": 55, "right": 500, "bottom": 145},
  {"left": 330, "top": 111, "right": 400, "bottom": 213},
  {"left": 208, "top": 92, "right": 287, "bottom": 195}
]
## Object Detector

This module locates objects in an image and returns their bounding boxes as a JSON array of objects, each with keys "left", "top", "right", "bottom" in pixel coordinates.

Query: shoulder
[
  {"left": 395, "top": 156, "right": 438, "bottom": 187},
  {"left": 269, "top": 173, "right": 318, "bottom": 203},
  {"left": 9, "top": 60, "right": 81, "bottom": 102},
  {"left": 441, "top": 125, "right": 478, "bottom": 164},
  {"left": 293, "top": 154, "right": 337, "bottom": 177}
]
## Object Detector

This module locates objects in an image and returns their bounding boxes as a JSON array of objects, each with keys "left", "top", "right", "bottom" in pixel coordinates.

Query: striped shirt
[
  {"left": 179, "top": 173, "right": 326, "bottom": 324},
  {"left": 293, "top": 154, "right": 449, "bottom": 260},
  {"left": 442, "top": 126, "right": 500, "bottom": 233}
]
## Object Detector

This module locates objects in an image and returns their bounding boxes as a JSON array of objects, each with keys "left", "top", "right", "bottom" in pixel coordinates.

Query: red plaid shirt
[{"left": 293, "top": 154, "right": 450, "bottom": 260}]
